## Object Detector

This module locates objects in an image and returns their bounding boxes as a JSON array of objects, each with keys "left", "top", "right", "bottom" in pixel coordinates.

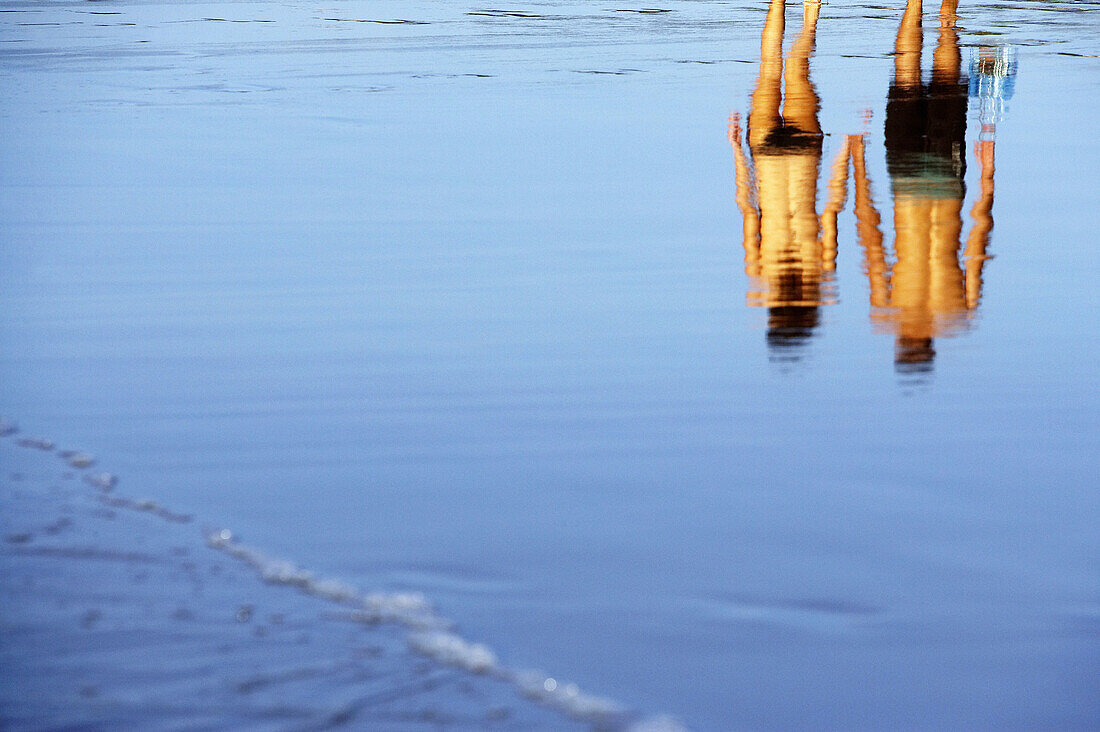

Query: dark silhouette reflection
[
  {"left": 728, "top": 0, "right": 847, "bottom": 361},
  {"left": 730, "top": 0, "right": 1015, "bottom": 374}
]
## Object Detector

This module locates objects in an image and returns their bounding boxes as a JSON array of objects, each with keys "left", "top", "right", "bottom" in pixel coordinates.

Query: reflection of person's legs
[
  {"left": 897, "top": 1, "right": 961, "bottom": 84},
  {"left": 748, "top": 0, "right": 785, "bottom": 149},
  {"left": 932, "top": 1, "right": 961, "bottom": 85},
  {"left": 895, "top": 0, "right": 923, "bottom": 88},
  {"left": 781, "top": 1, "right": 821, "bottom": 136}
]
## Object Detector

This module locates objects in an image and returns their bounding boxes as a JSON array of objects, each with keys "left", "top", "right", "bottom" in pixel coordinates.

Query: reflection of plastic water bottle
[{"left": 969, "top": 47, "right": 1017, "bottom": 140}]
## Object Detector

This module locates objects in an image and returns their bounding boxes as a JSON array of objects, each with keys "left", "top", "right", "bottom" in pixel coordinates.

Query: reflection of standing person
[
  {"left": 882, "top": 0, "right": 969, "bottom": 369},
  {"left": 728, "top": 0, "right": 848, "bottom": 358},
  {"left": 850, "top": 0, "right": 1008, "bottom": 373}
]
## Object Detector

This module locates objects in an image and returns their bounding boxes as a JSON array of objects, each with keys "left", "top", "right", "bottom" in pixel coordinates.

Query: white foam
[
  {"left": 9, "top": 426, "right": 688, "bottom": 730},
  {"left": 204, "top": 529, "right": 684, "bottom": 729},
  {"left": 512, "top": 668, "right": 628, "bottom": 720},
  {"left": 205, "top": 530, "right": 447, "bottom": 631},
  {"left": 408, "top": 631, "right": 498, "bottom": 673},
  {"left": 85, "top": 472, "right": 118, "bottom": 492}
]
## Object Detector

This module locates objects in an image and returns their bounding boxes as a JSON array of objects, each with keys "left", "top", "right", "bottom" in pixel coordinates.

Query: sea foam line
[
  {"left": 1, "top": 418, "right": 687, "bottom": 731},
  {"left": 205, "top": 528, "right": 685, "bottom": 729}
]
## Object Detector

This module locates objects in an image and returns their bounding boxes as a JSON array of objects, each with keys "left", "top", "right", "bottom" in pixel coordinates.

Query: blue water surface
[{"left": 1, "top": 1, "right": 1098, "bottom": 728}]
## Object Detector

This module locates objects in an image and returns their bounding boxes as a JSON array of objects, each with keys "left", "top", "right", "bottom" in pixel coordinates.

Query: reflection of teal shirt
[{"left": 890, "top": 152, "right": 965, "bottom": 199}]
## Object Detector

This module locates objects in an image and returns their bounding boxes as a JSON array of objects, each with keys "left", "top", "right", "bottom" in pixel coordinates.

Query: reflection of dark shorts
[
  {"left": 885, "top": 81, "right": 968, "bottom": 198},
  {"left": 750, "top": 124, "right": 824, "bottom": 157}
]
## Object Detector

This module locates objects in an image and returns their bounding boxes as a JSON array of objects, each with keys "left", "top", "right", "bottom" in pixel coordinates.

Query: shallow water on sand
[{"left": 2, "top": 1, "right": 1099, "bottom": 728}]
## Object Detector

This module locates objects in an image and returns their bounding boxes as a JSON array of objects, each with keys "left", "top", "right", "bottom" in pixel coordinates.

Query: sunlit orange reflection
[
  {"left": 729, "top": 0, "right": 1008, "bottom": 373},
  {"left": 852, "top": 0, "right": 995, "bottom": 372},
  {"left": 729, "top": 0, "right": 846, "bottom": 358}
]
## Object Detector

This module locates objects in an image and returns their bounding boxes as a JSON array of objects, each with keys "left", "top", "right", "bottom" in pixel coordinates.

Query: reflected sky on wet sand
[{"left": 1, "top": 0, "right": 1099, "bottom": 729}]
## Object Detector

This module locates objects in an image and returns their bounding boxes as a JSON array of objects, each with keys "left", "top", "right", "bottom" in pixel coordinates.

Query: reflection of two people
[{"left": 730, "top": 0, "right": 1002, "bottom": 371}]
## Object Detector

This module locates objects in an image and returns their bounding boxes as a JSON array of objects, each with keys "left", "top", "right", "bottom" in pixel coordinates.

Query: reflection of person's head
[
  {"left": 767, "top": 306, "right": 820, "bottom": 354},
  {"left": 895, "top": 336, "right": 936, "bottom": 373},
  {"left": 766, "top": 269, "right": 820, "bottom": 349}
]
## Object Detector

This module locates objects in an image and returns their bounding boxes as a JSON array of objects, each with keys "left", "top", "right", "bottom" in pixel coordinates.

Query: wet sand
[{"left": 0, "top": 432, "right": 646, "bottom": 729}]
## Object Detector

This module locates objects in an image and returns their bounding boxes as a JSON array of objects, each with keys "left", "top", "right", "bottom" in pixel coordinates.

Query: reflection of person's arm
[
  {"left": 820, "top": 139, "right": 850, "bottom": 272},
  {"left": 729, "top": 115, "right": 761, "bottom": 275},
  {"left": 964, "top": 139, "right": 995, "bottom": 309},
  {"left": 850, "top": 135, "right": 889, "bottom": 308}
]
